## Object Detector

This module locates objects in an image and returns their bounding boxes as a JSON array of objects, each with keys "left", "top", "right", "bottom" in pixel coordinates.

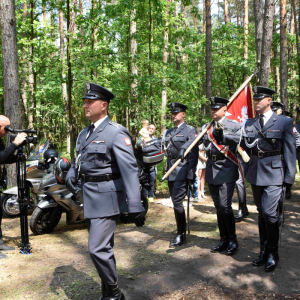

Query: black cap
[
  {"left": 169, "top": 102, "right": 188, "bottom": 113},
  {"left": 82, "top": 83, "right": 115, "bottom": 103},
  {"left": 271, "top": 101, "right": 284, "bottom": 111},
  {"left": 284, "top": 111, "right": 291, "bottom": 117},
  {"left": 209, "top": 97, "right": 229, "bottom": 109},
  {"left": 253, "top": 86, "right": 276, "bottom": 100}
]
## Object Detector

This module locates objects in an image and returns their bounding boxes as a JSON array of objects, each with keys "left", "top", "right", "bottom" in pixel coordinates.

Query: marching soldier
[
  {"left": 163, "top": 102, "right": 198, "bottom": 247},
  {"left": 179, "top": 97, "right": 242, "bottom": 255},
  {"left": 226, "top": 86, "right": 296, "bottom": 271},
  {"left": 66, "top": 83, "right": 145, "bottom": 300}
]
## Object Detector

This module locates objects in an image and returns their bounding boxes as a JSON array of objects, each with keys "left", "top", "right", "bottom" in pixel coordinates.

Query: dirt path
[{"left": 1, "top": 185, "right": 300, "bottom": 300}]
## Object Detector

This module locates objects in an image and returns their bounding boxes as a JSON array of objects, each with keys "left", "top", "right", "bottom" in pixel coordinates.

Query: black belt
[
  {"left": 207, "top": 153, "right": 225, "bottom": 162},
  {"left": 81, "top": 173, "right": 121, "bottom": 183},
  {"left": 251, "top": 150, "right": 283, "bottom": 158},
  {"left": 167, "top": 153, "right": 178, "bottom": 159}
]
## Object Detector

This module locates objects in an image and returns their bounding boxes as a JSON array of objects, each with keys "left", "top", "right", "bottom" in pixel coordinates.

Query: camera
[
  {"left": 9, "top": 134, "right": 38, "bottom": 145},
  {"left": 5, "top": 126, "right": 38, "bottom": 146}
]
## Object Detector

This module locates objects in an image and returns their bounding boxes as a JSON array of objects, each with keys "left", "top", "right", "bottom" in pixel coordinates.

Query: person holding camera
[
  {"left": 66, "top": 83, "right": 145, "bottom": 300},
  {"left": 0, "top": 115, "right": 27, "bottom": 254}
]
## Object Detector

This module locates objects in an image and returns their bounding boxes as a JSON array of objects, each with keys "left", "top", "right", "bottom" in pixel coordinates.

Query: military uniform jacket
[
  {"left": 239, "top": 112, "right": 296, "bottom": 186},
  {"left": 164, "top": 122, "right": 198, "bottom": 181},
  {"left": 180, "top": 118, "right": 241, "bottom": 185},
  {"left": 66, "top": 117, "right": 144, "bottom": 219}
]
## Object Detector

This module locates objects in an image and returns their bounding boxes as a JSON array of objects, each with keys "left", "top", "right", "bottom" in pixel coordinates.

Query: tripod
[{"left": 16, "top": 145, "right": 31, "bottom": 254}]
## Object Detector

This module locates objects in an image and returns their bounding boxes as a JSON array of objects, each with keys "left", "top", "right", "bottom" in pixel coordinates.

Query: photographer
[{"left": 0, "top": 115, "right": 27, "bottom": 253}]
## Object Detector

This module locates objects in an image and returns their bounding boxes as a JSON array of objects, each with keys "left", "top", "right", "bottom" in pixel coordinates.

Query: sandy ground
[{"left": 1, "top": 185, "right": 300, "bottom": 300}]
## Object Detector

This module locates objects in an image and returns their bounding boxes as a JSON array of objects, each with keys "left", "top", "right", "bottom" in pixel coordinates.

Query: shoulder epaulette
[
  {"left": 109, "top": 121, "right": 121, "bottom": 128},
  {"left": 186, "top": 125, "right": 194, "bottom": 129}
]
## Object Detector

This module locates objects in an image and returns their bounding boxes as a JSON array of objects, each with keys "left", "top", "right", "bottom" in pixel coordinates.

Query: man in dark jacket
[{"left": 0, "top": 115, "right": 27, "bottom": 255}]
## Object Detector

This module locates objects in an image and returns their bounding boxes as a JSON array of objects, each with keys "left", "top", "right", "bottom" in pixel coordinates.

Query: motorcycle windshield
[{"left": 27, "top": 139, "right": 53, "bottom": 161}]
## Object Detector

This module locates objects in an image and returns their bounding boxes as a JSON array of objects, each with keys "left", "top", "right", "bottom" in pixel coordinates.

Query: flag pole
[{"left": 160, "top": 69, "right": 258, "bottom": 182}]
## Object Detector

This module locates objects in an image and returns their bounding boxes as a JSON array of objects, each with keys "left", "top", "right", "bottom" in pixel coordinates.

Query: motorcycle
[
  {"left": 30, "top": 138, "right": 165, "bottom": 235},
  {"left": 0, "top": 139, "right": 57, "bottom": 218}
]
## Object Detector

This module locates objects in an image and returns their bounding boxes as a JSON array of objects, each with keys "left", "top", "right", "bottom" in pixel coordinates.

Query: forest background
[{"left": 0, "top": 0, "right": 299, "bottom": 186}]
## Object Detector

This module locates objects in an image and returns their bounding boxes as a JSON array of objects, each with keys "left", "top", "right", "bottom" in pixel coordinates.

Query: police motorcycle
[
  {"left": 0, "top": 139, "right": 58, "bottom": 218},
  {"left": 29, "top": 157, "right": 84, "bottom": 235}
]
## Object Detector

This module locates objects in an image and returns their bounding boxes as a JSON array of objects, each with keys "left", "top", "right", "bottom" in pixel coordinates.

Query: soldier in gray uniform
[
  {"left": 178, "top": 97, "right": 242, "bottom": 255},
  {"left": 271, "top": 101, "right": 285, "bottom": 115},
  {"left": 163, "top": 102, "right": 198, "bottom": 247},
  {"left": 66, "top": 83, "right": 145, "bottom": 300},
  {"left": 228, "top": 86, "right": 296, "bottom": 272}
]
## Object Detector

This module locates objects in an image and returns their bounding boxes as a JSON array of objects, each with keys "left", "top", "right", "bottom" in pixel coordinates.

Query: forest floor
[{"left": 1, "top": 183, "right": 300, "bottom": 300}]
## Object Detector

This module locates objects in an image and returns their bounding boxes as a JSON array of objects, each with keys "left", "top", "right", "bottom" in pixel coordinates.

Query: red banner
[{"left": 226, "top": 84, "right": 255, "bottom": 123}]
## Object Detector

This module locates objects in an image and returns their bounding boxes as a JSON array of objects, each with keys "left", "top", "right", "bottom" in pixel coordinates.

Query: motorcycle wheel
[
  {"left": 30, "top": 206, "right": 62, "bottom": 235},
  {"left": 0, "top": 194, "right": 20, "bottom": 218},
  {"left": 119, "top": 191, "right": 149, "bottom": 224}
]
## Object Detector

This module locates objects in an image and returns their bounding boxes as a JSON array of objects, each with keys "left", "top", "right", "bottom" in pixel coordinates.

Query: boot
[
  {"left": 104, "top": 283, "right": 125, "bottom": 300},
  {"left": 265, "top": 222, "right": 279, "bottom": 272},
  {"left": 224, "top": 212, "right": 239, "bottom": 255},
  {"left": 235, "top": 189, "right": 249, "bottom": 221},
  {"left": 169, "top": 210, "right": 186, "bottom": 248},
  {"left": 211, "top": 213, "right": 228, "bottom": 253},
  {"left": 253, "top": 216, "right": 268, "bottom": 266}
]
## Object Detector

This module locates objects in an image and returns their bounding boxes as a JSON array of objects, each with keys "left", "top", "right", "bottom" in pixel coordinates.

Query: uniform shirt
[
  {"left": 86, "top": 115, "right": 108, "bottom": 139},
  {"left": 258, "top": 109, "right": 273, "bottom": 126}
]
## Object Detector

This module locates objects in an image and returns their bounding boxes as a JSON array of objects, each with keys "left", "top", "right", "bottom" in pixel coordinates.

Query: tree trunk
[
  {"left": 244, "top": 0, "right": 248, "bottom": 80},
  {"left": 73, "top": 0, "right": 78, "bottom": 33},
  {"left": 253, "top": 0, "right": 264, "bottom": 74},
  {"left": 161, "top": 1, "right": 170, "bottom": 135},
  {"left": 280, "top": 0, "right": 288, "bottom": 108},
  {"left": 149, "top": 0, "right": 154, "bottom": 124},
  {"left": 130, "top": 8, "right": 138, "bottom": 137},
  {"left": 91, "top": 0, "right": 98, "bottom": 79},
  {"left": 273, "top": 25, "right": 280, "bottom": 95},
  {"left": 21, "top": 3, "right": 28, "bottom": 127},
  {"left": 224, "top": 0, "right": 229, "bottom": 23},
  {"left": 67, "top": 0, "right": 74, "bottom": 161},
  {"left": 291, "top": 0, "right": 300, "bottom": 100},
  {"left": 259, "top": 0, "right": 276, "bottom": 86},
  {"left": 59, "top": 0, "right": 70, "bottom": 155},
  {"left": 173, "top": 1, "right": 180, "bottom": 71},
  {"left": 206, "top": 0, "right": 212, "bottom": 98},
  {"left": 203, "top": 0, "right": 206, "bottom": 33},
  {"left": 235, "top": 0, "right": 239, "bottom": 26},
  {"left": 0, "top": 0, "right": 22, "bottom": 187}
]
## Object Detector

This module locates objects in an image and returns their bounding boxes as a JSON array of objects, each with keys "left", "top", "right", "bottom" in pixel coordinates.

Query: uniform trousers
[
  {"left": 87, "top": 215, "right": 119, "bottom": 285},
  {"left": 168, "top": 180, "right": 187, "bottom": 214},
  {"left": 208, "top": 182, "right": 235, "bottom": 215},
  {"left": 251, "top": 185, "right": 282, "bottom": 224},
  {"left": 235, "top": 162, "right": 249, "bottom": 205}
]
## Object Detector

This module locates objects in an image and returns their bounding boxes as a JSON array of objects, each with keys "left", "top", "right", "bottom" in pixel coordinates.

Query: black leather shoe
[
  {"left": 235, "top": 209, "right": 249, "bottom": 221},
  {"left": 227, "top": 238, "right": 239, "bottom": 255},
  {"left": 0, "top": 244, "right": 15, "bottom": 251},
  {"left": 253, "top": 250, "right": 268, "bottom": 266},
  {"left": 265, "top": 252, "right": 279, "bottom": 272},
  {"left": 211, "top": 239, "right": 229, "bottom": 253},
  {"left": 169, "top": 233, "right": 186, "bottom": 248}
]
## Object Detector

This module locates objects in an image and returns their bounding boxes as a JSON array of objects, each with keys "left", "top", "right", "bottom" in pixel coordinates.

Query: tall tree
[
  {"left": 0, "top": 0, "right": 22, "bottom": 186},
  {"left": 244, "top": 0, "right": 248, "bottom": 79},
  {"left": 224, "top": 0, "right": 229, "bottom": 23},
  {"left": 259, "top": 0, "right": 276, "bottom": 86},
  {"left": 206, "top": 0, "right": 212, "bottom": 98},
  {"left": 253, "top": 0, "right": 264, "bottom": 74},
  {"left": 161, "top": 0, "right": 170, "bottom": 135},
  {"left": 59, "top": 0, "right": 70, "bottom": 155},
  {"left": 235, "top": 0, "right": 240, "bottom": 26},
  {"left": 280, "top": 0, "right": 288, "bottom": 107}
]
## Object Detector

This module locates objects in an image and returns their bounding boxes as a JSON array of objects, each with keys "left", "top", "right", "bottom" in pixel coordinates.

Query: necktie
[
  {"left": 259, "top": 114, "right": 264, "bottom": 130},
  {"left": 86, "top": 124, "right": 95, "bottom": 140}
]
